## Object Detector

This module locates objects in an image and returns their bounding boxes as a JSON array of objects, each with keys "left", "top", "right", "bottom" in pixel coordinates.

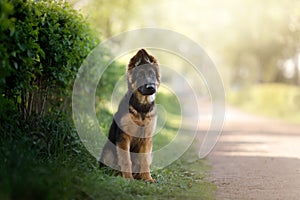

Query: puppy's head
[{"left": 127, "top": 49, "right": 160, "bottom": 98}]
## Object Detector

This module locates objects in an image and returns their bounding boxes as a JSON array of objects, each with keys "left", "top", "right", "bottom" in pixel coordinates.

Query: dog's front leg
[
  {"left": 116, "top": 134, "right": 133, "bottom": 179},
  {"left": 139, "top": 140, "right": 155, "bottom": 182}
]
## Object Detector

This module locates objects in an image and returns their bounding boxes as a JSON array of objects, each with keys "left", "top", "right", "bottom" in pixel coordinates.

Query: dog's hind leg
[{"left": 99, "top": 141, "right": 117, "bottom": 169}]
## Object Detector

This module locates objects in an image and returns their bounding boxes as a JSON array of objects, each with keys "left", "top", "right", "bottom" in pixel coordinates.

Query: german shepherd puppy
[{"left": 100, "top": 49, "right": 160, "bottom": 182}]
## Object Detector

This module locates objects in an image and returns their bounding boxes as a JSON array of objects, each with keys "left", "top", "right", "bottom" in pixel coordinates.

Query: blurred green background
[{"left": 75, "top": 0, "right": 300, "bottom": 123}]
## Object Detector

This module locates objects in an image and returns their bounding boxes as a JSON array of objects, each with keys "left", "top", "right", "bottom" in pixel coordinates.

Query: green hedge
[{"left": 0, "top": 0, "right": 99, "bottom": 119}]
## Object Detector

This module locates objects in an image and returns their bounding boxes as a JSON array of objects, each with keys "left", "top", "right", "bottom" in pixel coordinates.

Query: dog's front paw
[
  {"left": 141, "top": 173, "right": 156, "bottom": 183},
  {"left": 122, "top": 172, "right": 133, "bottom": 180},
  {"left": 145, "top": 177, "right": 156, "bottom": 183}
]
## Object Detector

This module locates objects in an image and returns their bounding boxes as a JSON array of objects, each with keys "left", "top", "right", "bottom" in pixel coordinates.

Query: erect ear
[{"left": 128, "top": 49, "right": 157, "bottom": 70}]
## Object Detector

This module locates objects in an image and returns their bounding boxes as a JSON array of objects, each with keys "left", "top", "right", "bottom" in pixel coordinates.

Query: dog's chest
[{"left": 120, "top": 110, "right": 157, "bottom": 138}]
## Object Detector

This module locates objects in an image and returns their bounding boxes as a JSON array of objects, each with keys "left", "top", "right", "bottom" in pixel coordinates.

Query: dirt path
[{"left": 207, "top": 106, "right": 300, "bottom": 200}]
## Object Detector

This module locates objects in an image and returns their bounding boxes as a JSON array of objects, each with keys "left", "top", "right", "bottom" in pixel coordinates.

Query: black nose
[
  {"left": 138, "top": 83, "right": 156, "bottom": 95},
  {"left": 145, "top": 83, "right": 156, "bottom": 93}
]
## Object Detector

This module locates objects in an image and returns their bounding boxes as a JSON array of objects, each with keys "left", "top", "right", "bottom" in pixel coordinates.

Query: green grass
[
  {"left": 0, "top": 118, "right": 215, "bottom": 200},
  {"left": 78, "top": 150, "right": 215, "bottom": 200},
  {"left": 227, "top": 83, "right": 300, "bottom": 123}
]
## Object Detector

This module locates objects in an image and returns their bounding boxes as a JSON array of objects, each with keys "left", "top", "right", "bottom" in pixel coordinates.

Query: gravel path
[{"left": 207, "top": 106, "right": 300, "bottom": 200}]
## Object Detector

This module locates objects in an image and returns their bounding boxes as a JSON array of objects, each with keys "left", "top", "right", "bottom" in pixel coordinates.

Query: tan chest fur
[{"left": 120, "top": 108, "right": 157, "bottom": 139}]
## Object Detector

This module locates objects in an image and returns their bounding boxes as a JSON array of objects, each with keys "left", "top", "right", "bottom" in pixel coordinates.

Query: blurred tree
[
  {"left": 215, "top": 0, "right": 300, "bottom": 87},
  {"left": 70, "top": 0, "right": 139, "bottom": 38},
  {"left": 69, "top": 0, "right": 300, "bottom": 87},
  {"left": 285, "top": 1, "right": 300, "bottom": 85}
]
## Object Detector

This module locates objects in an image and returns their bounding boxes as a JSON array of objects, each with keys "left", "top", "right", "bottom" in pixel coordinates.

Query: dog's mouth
[{"left": 138, "top": 83, "right": 156, "bottom": 96}]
